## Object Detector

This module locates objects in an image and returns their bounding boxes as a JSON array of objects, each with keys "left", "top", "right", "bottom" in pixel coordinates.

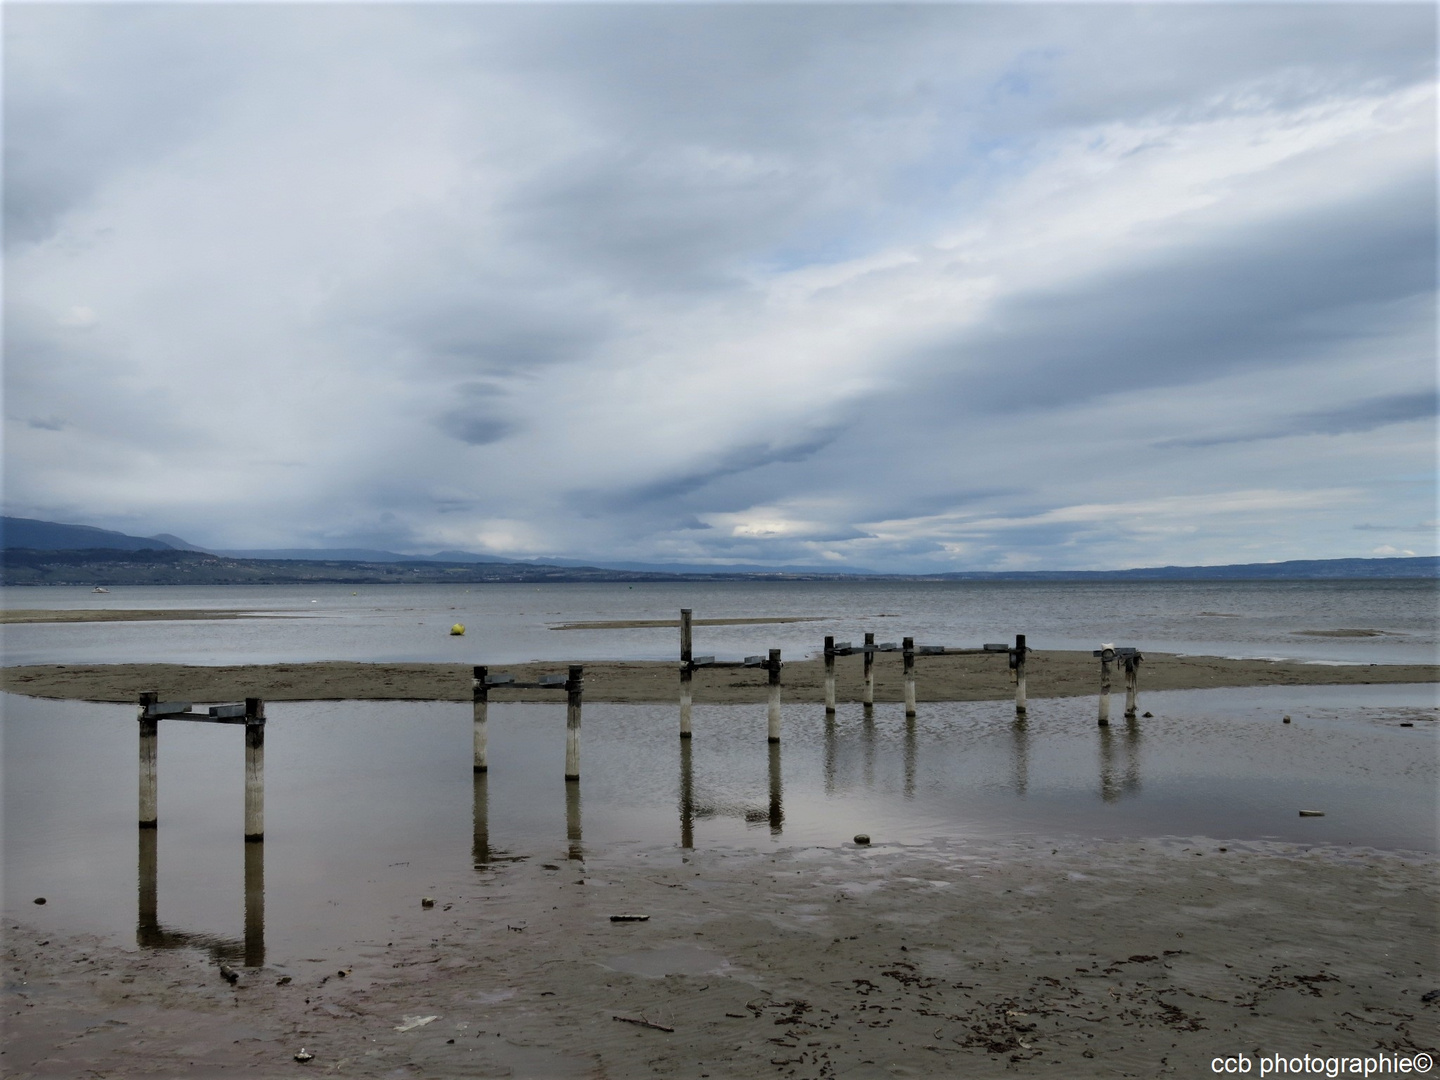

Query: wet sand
[
  {"left": 4, "top": 835, "right": 1435, "bottom": 1078},
  {"left": 2, "top": 650, "right": 1435, "bottom": 704}
]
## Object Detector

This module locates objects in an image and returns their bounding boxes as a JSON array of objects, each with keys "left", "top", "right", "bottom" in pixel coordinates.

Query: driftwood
[{"left": 612, "top": 1014, "right": 674, "bottom": 1032}]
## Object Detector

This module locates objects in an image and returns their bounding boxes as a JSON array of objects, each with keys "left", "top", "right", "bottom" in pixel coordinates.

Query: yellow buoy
[{"left": 450, "top": 623, "right": 466, "bottom": 636}]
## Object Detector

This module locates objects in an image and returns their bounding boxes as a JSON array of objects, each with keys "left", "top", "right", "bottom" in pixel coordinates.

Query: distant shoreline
[
  {"left": 3, "top": 651, "right": 1435, "bottom": 704},
  {"left": 1, "top": 545, "right": 1435, "bottom": 586}
]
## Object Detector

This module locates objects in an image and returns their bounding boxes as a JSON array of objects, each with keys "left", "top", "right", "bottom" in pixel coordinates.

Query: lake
[
  {"left": 2, "top": 579, "right": 1435, "bottom": 969},
  {"left": 2, "top": 578, "right": 1437, "bottom": 666}
]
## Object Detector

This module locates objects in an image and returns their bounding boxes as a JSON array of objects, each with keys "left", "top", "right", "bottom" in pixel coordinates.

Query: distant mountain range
[{"left": 1, "top": 514, "right": 1435, "bottom": 584}]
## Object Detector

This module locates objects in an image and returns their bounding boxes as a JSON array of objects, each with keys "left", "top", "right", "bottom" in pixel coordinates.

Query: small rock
[
  {"left": 276, "top": 976, "right": 292, "bottom": 985},
  {"left": 1283, "top": 715, "right": 1291, "bottom": 723},
  {"left": 853, "top": 834, "right": 870, "bottom": 846},
  {"left": 1142, "top": 711, "right": 1153, "bottom": 718},
  {"left": 32, "top": 897, "right": 45, "bottom": 905},
  {"left": 1420, "top": 989, "right": 1439, "bottom": 1002},
  {"left": 421, "top": 897, "right": 435, "bottom": 908}
]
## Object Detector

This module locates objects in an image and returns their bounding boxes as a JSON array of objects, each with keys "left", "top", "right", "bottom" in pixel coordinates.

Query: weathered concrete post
[
  {"left": 1013, "top": 634, "right": 1028, "bottom": 717},
  {"left": 1098, "top": 646, "right": 1114, "bottom": 727},
  {"left": 1123, "top": 655, "right": 1140, "bottom": 719},
  {"left": 679, "top": 608, "right": 693, "bottom": 738},
  {"left": 862, "top": 632, "right": 875, "bottom": 708},
  {"left": 243, "top": 698, "right": 264, "bottom": 842},
  {"left": 902, "top": 636, "right": 916, "bottom": 718},
  {"left": 472, "top": 665, "right": 489, "bottom": 773},
  {"left": 766, "top": 649, "right": 782, "bottom": 743},
  {"left": 138, "top": 693, "right": 159, "bottom": 830},
  {"left": 823, "top": 635, "right": 837, "bottom": 715},
  {"left": 565, "top": 665, "right": 584, "bottom": 781}
]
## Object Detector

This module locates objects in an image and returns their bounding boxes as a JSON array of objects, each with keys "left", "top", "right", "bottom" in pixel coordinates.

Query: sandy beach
[
  {"left": 5, "top": 834, "right": 1436, "bottom": 1078},
  {"left": 2, "top": 650, "right": 1435, "bottom": 705}
]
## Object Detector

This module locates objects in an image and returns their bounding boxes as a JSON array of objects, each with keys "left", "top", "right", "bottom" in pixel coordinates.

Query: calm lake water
[
  {"left": 2, "top": 580, "right": 1436, "bottom": 969},
  {"left": 2, "top": 578, "right": 1437, "bottom": 666}
]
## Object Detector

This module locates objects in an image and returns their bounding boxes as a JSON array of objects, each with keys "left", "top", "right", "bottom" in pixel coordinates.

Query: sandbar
[
  {"left": 553, "top": 616, "right": 827, "bottom": 630},
  {"left": 1, "top": 650, "right": 1435, "bottom": 704},
  {"left": 0, "top": 609, "right": 276, "bottom": 624}
]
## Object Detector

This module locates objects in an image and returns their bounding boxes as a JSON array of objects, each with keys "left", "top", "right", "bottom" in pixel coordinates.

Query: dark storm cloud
[
  {"left": 1158, "top": 390, "right": 1438, "bottom": 449},
  {"left": 588, "top": 427, "right": 847, "bottom": 511},
  {"left": 911, "top": 171, "right": 1435, "bottom": 418}
]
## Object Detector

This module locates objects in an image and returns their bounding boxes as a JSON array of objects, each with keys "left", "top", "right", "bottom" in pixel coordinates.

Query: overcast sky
[{"left": 4, "top": 3, "right": 1435, "bottom": 571}]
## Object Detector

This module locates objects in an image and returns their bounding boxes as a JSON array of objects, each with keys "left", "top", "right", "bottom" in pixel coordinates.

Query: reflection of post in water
[
  {"left": 862, "top": 707, "right": 876, "bottom": 789},
  {"left": 244, "top": 840, "right": 265, "bottom": 967},
  {"left": 1098, "top": 723, "right": 1119, "bottom": 803},
  {"left": 767, "top": 741, "right": 784, "bottom": 835},
  {"left": 472, "top": 771, "right": 491, "bottom": 867},
  {"left": 137, "top": 827, "right": 160, "bottom": 948},
  {"left": 1123, "top": 714, "right": 1143, "bottom": 797},
  {"left": 1011, "top": 715, "right": 1030, "bottom": 798},
  {"left": 903, "top": 716, "right": 917, "bottom": 799},
  {"left": 565, "top": 781, "right": 583, "bottom": 861},
  {"left": 823, "top": 712, "right": 838, "bottom": 796},
  {"left": 136, "top": 826, "right": 264, "bottom": 966},
  {"left": 679, "top": 738, "right": 695, "bottom": 849}
]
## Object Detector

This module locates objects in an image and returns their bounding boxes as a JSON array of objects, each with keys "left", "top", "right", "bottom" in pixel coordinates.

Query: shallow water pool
[{"left": 3, "top": 684, "right": 1434, "bottom": 969}]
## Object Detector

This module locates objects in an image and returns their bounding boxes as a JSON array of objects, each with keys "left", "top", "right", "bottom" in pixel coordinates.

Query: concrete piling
[
  {"left": 766, "top": 649, "right": 782, "bottom": 743},
  {"left": 243, "top": 700, "right": 265, "bottom": 842},
  {"left": 862, "top": 632, "right": 875, "bottom": 708},
  {"left": 1098, "top": 647, "right": 1114, "bottom": 726},
  {"left": 472, "top": 666, "right": 490, "bottom": 773},
  {"left": 680, "top": 609, "right": 694, "bottom": 738},
  {"left": 138, "top": 693, "right": 159, "bottom": 831},
  {"left": 903, "top": 637, "right": 917, "bottom": 718},
  {"left": 565, "top": 665, "right": 584, "bottom": 781},
  {"left": 1013, "top": 634, "right": 1028, "bottom": 717},
  {"left": 823, "top": 635, "right": 837, "bottom": 715}
]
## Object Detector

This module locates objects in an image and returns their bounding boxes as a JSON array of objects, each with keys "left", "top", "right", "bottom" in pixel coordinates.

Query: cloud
[
  {"left": 1157, "top": 390, "right": 1438, "bottom": 448},
  {"left": 2, "top": 4, "right": 1434, "bottom": 568}
]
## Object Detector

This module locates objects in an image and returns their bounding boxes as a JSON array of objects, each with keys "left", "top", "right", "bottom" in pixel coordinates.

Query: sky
[{"left": 4, "top": 3, "right": 1435, "bottom": 572}]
